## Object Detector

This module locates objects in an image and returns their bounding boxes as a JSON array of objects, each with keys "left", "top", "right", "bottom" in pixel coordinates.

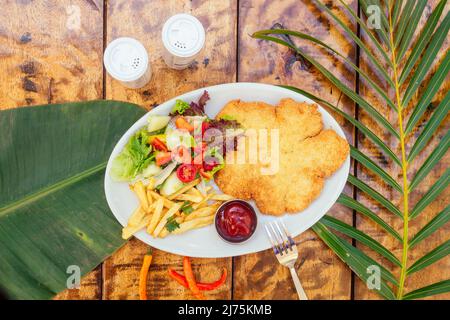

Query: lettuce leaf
[
  {"left": 171, "top": 99, "right": 191, "bottom": 115},
  {"left": 110, "top": 128, "right": 154, "bottom": 181}
]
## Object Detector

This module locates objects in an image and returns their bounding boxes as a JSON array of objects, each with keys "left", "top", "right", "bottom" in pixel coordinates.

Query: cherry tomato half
[{"left": 176, "top": 164, "right": 198, "bottom": 183}]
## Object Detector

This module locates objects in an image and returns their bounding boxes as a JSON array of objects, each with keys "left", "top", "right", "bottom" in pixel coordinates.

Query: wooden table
[{"left": 0, "top": 0, "right": 448, "bottom": 300}]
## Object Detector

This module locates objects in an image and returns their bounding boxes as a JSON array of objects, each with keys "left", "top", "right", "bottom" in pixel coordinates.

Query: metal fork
[{"left": 265, "top": 220, "right": 308, "bottom": 300}]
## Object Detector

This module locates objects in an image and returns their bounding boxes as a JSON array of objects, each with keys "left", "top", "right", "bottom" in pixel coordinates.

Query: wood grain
[
  {"left": 354, "top": 0, "right": 450, "bottom": 299},
  {"left": 233, "top": 0, "right": 357, "bottom": 300},
  {"left": 0, "top": 0, "right": 104, "bottom": 299},
  {"left": 0, "top": 0, "right": 103, "bottom": 109},
  {"left": 102, "top": 0, "right": 236, "bottom": 300}
]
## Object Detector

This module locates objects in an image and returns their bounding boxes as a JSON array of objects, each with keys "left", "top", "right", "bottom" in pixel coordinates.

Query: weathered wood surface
[
  {"left": 0, "top": 0, "right": 104, "bottom": 109},
  {"left": 233, "top": 0, "right": 356, "bottom": 300},
  {"left": 0, "top": 0, "right": 104, "bottom": 299},
  {"left": 102, "top": 0, "right": 236, "bottom": 300},
  {"left": 354, "top": 0, "right": 450, "bottom": 299},
  {"left": 1, "top": 0, "right": 448, "bottom": 300}
]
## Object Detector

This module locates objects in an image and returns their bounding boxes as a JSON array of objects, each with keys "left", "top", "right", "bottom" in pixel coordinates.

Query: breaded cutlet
[{"left": 215, "top": 98, "right": 349, "bottom": 215}]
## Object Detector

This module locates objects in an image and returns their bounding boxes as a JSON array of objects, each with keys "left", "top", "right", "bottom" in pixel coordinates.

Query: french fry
[
  {"left": 171, "top": 215, "right": 215, "bottom": 235},
  {"left": 184, "top": 206, "right": 216, "bottom": 222},
  {"left": 188, "top": 187, "right": 202, "bottom": 197},
  {"left": 158, "top": 228, "right": 170, "bottom": 238},
  {"left": 205, "top": 186, "right": 213, "bottom": 193},
  {"left": 192, "top": 193, "right": 214, "bottom": 210},
  {"left": 133, "top": 181, "right": 149, "bottom": 212},
  {"left": 146, "top": 177, "right": 155, "bottom": 190},
  {"left": 210, "top": 194, "right": 234, "bottom": 201},
  {"left": 127, "top": 205, "right": 146, "bottom": 226},
  {"left": 147, "top": 199, "right": 164, "bottom": 235},
  {"left": 122, "top": 215, "right": 152, "bottom": 239},
  {"left": 153, "top": 203, "right": 182, "bottom": 237},
  {"left": 146, "top": 189, "right": 153, "bottom": 207},
  {"left": 174, "top": 194, "right": 203, "bottom": 203},
  {"left": 167, "top": 179, "right": 201, "bottom": 200},
  {"left": 149, "top": 191, "right": 176, "bottom": 208}
]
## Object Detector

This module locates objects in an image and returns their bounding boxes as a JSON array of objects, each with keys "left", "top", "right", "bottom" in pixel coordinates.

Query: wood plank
[
  {"left": 233, "top": 0, "right": 357, "bottom": 300},
  {"left": 354, "top": 1, "right": 450, "bottom": 299},
  {"left": 0, "top": 0, "right": 104, "bottom": 299},
  {"left": 103, "top": 0, "right": 237, "bottom": 299},
  {"left": 0, "top": 0, "right": 104, "bottom": 108}
]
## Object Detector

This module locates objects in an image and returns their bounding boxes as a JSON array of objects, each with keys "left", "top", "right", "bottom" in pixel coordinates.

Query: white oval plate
[{"left": 105, "top": 83, "right": 350, "bottom": 258}]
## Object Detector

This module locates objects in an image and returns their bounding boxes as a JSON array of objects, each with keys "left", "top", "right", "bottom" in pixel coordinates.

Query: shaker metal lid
[
  {"left": 103, "top": 37, "right": 149, "bottom": 82},
  {"left": 162, "top": 13, "right": 205, "bottom": 57}
]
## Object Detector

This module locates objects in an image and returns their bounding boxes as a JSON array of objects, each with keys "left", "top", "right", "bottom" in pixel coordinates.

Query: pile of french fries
[{"left": 122, "top": 178, "right": 234, "bottom": 240}]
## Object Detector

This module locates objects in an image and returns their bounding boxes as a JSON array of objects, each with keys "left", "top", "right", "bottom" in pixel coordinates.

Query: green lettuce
[
  {"left": 111, "top": 128, "right": 154, "bottom": 181},
  {"left": 171, "top": 99, "right": 191, "bottom": 115}
]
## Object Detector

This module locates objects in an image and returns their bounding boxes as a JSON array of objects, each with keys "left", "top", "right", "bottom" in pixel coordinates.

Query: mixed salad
[{"left": 111, "top": 91, "right": 240, "bottom": 197}]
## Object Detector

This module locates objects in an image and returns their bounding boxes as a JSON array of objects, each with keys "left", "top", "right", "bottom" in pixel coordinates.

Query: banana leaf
[{"left": 0, "top": 101, "right": 146, "bottom": 299}]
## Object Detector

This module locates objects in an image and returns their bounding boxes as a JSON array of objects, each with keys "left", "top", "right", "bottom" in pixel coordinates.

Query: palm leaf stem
[{"left": 388, "top": 6, "right": 409, "bottom": 300}]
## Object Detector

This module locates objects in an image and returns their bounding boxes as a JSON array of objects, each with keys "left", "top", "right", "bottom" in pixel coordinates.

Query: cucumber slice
[
  {"left": 141, "top": 163, "right": 162, "bottom": 178},
  {"left": 147, "top": 115, "right": 170, "bottom": 133},
  {"left": 160, "top": 171, "right": 184, "bottom": 196},
  {"left": 154, "top": 162, "right": 177, "bottom": 187}
]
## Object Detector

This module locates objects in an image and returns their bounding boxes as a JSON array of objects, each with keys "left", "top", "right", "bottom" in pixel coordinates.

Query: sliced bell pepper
[
  {"left": 183, "top": 256, "right": 205, "bottom": 299},
  {"left": 168, "top": 268, "right": 227, "bottom": 291},
  {"left": 199, "top": 168, "right": 212, "bottom": 180},
  {"left": 175, "top": 116, "right": 194, "bottom": 132},
  {"left": 139, "top": 249, "right": 153, "bottom": 300},
  {"left": 201, "top": 121, "right": 210, "bottom": 135},
  {"left": 156, "top": 151, "right": 172, "bottom": 166},
  {"left": 151, "top": 137, "right": 168, "bottom": 152},
  {"left": 148, "top": 134, "right": 166, "bottom": 143}
]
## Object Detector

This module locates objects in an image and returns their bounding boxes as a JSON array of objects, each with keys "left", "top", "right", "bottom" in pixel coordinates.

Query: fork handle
[{"left": 289, "top": 267, "right": 308, "bottom": 300}]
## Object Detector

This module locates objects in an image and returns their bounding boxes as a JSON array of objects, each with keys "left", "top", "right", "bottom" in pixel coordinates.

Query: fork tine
[
  {"left": 269, "top": 222, "right": 287, "bottom": 254},
  {"left": 274, "top": 220, "right": 291, "bottom": 251},
  {"left": 273, "top": 221, "right": 290, "bottom": 253},
  {"left": 264, "top": 224, "right": 280, "bottom": 254},
  {"left": 280, "top": 220, "right": 296, "bottom": 247}
]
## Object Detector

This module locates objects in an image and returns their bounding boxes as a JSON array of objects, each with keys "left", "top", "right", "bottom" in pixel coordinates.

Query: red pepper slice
[
  {"left": 151, "top": 137, "right": 168, "bottom": 152},
  {"left": 199, "top": 168, "right": 212, "bottom": 180},
  {"left": 176, "top": 164, "right": 198, "bottom": 183},
  {"left": 175, "top": 117, "right": 194, "bottom": 132},
  {"left": 201, "top": 121, "right": 210, "bottom": 135},
  {"left": 168, "top": 268, "right": 227, "bottom": 291},
  {"left": 155, "top": 152, "right": 172, "bottom": 166}
]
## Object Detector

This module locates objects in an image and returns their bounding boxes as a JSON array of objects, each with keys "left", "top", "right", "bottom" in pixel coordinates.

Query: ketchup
[{"left": 215, "top": 200, "right": 257, "bottom": 243}]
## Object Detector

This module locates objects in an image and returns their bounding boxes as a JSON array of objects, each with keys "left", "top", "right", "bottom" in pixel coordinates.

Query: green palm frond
[{"left": 254, "top": 0, "right": 449, "bottom": 299}]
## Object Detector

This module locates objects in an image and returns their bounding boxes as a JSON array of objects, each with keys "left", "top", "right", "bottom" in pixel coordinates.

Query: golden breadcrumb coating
[{"left": 215, "top": 98, "right": 349, "bottom": 215}]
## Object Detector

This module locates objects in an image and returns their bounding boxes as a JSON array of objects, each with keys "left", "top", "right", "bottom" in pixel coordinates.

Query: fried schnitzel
[{"left": 214, "top": 98, "right": 349, "bottom": 215}]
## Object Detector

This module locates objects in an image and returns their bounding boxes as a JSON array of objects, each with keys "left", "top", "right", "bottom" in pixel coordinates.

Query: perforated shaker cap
[
  {"left": 103, "top": 37, "right": 149, "bottom": 82},
  {"left": 162, "top": 14, "right": 205, "bottom": 57}
]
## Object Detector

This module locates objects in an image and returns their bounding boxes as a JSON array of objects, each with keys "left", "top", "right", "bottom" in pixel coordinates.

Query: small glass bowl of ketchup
[{"left": 215, "top": 200, "right": 257, "bottom": 244}]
